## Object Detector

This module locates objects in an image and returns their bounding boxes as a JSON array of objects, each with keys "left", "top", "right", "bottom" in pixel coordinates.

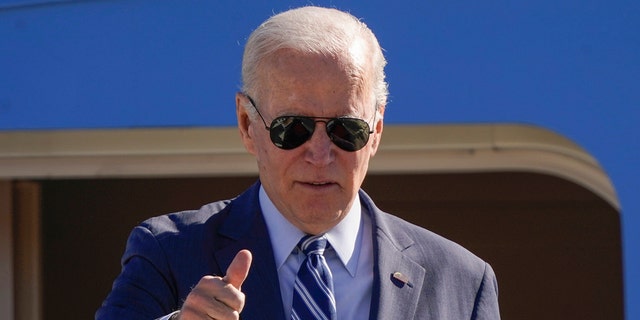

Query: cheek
[
  {"left": 255, "top": 144, "right": 289, "bottom": 176},
  {"left": 252, "top": 131, "right": 274, "bottom": 161},
  {"left": 351, "top": 153, "right": 372, "bottom": 182}
]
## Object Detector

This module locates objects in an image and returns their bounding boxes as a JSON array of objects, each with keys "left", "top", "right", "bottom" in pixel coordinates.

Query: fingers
[
  {"left": 223, "top": 250, "right": 253, "bottom": 289},
  {"left": 180, "top": 278, "right": 243, "bottom": 319}
]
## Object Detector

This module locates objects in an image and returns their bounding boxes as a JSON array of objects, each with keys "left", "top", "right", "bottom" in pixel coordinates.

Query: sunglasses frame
[{"left": 243, "top": 94, "right": 376, "bottom": 151}]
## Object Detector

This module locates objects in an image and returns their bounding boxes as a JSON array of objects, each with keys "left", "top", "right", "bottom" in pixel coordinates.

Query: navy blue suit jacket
[{"left": 97, "top": 182, "right": 500, "bottom": 319}]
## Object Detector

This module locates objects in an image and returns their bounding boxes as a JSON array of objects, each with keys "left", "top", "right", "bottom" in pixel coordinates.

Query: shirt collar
[{"left": 259, "top": 185, "right": 362, "bottom": 276}]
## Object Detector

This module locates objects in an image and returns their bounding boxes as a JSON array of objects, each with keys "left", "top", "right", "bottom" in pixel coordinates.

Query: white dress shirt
[{"left": 260, "top": 186, "right": 374, "bottom": 320}]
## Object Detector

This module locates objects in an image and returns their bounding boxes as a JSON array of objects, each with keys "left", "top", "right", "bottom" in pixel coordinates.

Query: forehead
[{"left": 256, "top": 49, "right": 373, "bottom": 114}]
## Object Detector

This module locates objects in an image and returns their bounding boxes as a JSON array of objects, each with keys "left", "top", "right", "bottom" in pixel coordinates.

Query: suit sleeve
[
  {"left": 96, "top": 225, "right": 179, "bottom": 320},
  {"left": 471, "top": 262, "right": 501, "bottom": 320}
]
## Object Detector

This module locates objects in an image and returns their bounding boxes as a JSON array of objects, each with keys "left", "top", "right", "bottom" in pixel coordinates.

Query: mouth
[{"left": 302, "top": 181, "right": 337, "bottom": 188}]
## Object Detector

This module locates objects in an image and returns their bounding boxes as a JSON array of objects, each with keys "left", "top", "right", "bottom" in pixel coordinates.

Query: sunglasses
[{"left": 245, "top": 94, "right": 375, "bottom": 152}]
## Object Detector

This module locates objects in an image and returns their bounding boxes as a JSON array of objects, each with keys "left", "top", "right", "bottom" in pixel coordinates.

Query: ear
[
  {"left": 236, "top": 93, "right": 257, "bottom": 155},
  {"left": 369, "top": 106, "right": 385, "bottom": 157}
]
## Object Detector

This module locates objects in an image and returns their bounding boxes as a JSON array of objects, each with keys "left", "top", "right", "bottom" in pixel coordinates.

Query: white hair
[{"left": 241, "top": 6, "right": 388, "bottom": 109}]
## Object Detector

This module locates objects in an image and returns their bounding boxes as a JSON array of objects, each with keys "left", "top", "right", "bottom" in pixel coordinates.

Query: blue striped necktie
[{"left": 291, "top": 235, "right": 337, "bottom": 320}]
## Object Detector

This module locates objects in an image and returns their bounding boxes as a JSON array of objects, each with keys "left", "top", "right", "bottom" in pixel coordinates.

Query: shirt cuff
[{"left": 155, "top": 310, "right": 180, "bottom": 320}]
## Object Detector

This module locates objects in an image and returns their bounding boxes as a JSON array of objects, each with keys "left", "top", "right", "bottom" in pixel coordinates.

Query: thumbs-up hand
[{"left": 177, "top": 250, "right": 253, "bottom": 320}]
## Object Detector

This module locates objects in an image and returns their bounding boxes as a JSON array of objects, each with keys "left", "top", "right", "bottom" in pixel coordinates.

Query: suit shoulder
[
  {"left": 138, "top": 199, "right": 233, "bottom": 238},
  {"left": 377, "top": 211, "right": 488, "bottom": 275}
]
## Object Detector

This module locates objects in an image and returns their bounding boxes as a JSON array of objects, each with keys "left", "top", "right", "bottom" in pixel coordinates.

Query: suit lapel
[
  {"left": 361, "top": 191, "right": 426, "bottom": 320},
  {"left": 213, "top": 183, "right": 286, "bottom": 320},
  {"left": 372, "top": 235, "right": 426, "bottom": 320}
]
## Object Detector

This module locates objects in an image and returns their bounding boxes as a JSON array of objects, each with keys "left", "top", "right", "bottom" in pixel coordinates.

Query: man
[{"left": 97, "top": 6, "right": 500, "bottom": 320}]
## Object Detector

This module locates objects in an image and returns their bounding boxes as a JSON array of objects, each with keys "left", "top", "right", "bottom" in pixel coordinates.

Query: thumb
[{"left": 223, "top": 249, "right": 252, "bottom": 289}]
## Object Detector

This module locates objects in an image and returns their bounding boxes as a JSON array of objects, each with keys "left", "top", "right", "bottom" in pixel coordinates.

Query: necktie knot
[{"left": 298, "top": 234, "right": 329, "bottom": 256}]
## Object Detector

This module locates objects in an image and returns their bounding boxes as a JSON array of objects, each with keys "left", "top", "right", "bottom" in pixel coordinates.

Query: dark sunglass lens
[
  {"left": 270, "top": 116, "right": 315, "bottom": 149},
  {"left": 327, "top": 118, "right": 371, "bottom": 151}
]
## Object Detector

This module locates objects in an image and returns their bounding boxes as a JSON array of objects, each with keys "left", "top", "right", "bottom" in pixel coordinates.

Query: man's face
[{"left": 236, "top": 49, "right": 384, "bottom": 235}]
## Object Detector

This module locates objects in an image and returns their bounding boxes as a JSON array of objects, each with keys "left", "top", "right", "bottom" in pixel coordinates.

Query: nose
[{"left": 303, "top": 121, "right": 335, "bottom": 166}]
